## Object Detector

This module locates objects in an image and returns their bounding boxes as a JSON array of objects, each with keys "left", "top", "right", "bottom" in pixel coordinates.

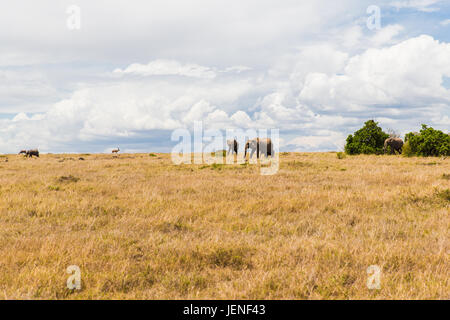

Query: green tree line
[{"left": 345, "top": 120, "right": 450, "bottom": 157}]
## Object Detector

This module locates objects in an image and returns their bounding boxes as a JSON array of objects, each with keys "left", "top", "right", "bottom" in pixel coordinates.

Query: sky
[{"left": 0, "top": 0, "right": 449, "bottom": 153}]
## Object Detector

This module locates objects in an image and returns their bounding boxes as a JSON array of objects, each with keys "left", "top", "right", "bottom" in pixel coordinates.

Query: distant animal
[
  {"left": 244, "top": 138, "right": 274, "bottom": 159},
  {"left": 227, "top": 139, "right": 239, "bottom": 155},
  {"left": 384, "top": 137, "right": 404, "bottom": 154},
  {"left": 112, "top": 147, "right": 120, "bottom": 154},
  {"left": 20, "top": 149, "right": 39, "bottom": 158}
]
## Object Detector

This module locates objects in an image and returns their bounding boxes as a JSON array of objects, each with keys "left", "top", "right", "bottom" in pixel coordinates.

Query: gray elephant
[
  {"left": 20, "top": 149, "right": 40, "bottom": 157},
  {"left": 244, "top": 138, "right": 274, "bottom": 159},
  {"left": 19, "top": 149, "right": 39, "bottom": 157},
  {"left": 384, "top": 137, "right": 403, "bottom": 154},
  {"left": 227, "top": 139, "right": 239, "bottom": 155}
]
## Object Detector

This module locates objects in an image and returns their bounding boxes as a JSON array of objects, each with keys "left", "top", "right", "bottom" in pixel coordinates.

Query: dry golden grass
[{"left": 0, "top": 152, "right": 448, "bottom": 299}]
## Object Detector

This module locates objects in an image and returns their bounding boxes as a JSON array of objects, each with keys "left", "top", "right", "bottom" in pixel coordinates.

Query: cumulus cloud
[
  {"left": 369, "top": 25, "right": 404, "bottom": 46},
  {"left": 298, "top": 35, "right": 450, "bottom": 110},
  {"left": 0, "top": 77, "right": 261, "bottom": 152}
]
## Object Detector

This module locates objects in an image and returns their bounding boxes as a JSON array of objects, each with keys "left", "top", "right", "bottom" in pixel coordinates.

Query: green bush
[
  {"left": 401, "top": 141, "right": 414, "bottom": 157},
  {"left": 405, "top": 125, "right": 450, "bottom": 157},
  {"left": 336, "top": 152, "right": 346, "bottom": 159},
  {"left": 345, "top": 120, "right": 389, "bottom": 155}
]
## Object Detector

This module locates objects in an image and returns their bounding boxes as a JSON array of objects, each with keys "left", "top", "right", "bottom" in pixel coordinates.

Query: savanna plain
[{"left": 0, "top": 152, "right": 448, "bottom": 299}]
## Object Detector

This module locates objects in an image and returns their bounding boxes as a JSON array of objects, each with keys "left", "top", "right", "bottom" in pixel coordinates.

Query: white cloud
[
  {"left": 369, "top": 25, "right": 404, "bottom": 46},
  {"left": 114, "top": 60, "right": 253, "bottom": 79},
  {"left": 114, "top": 59, "right": 217, "bottom": 79},
  {"left": 440, "top": 19, "right": 450, "bottom": 26},
  {"left": 0, "top": 70, "right": 61, "bottom": 113},
  {"left": 285, "top": 44, "right": 349, "bottom": 86},
  {"left": 183, "top": 100, "right": 216, "bottom": 123},
  {"left": 298, "top": 35, "right": 450, "bottom": 110},
  {"left": 286, "top": 131, "right": 347, "bottom": 151},
  {"left": 222, "top": 66, "right": 252, "bottom": 73},
  {"left": 390, "top": 0, "right": 441, "bottom": 12},
  {"left": 0, "top": 75, "right": 261, "bottom": 152}
]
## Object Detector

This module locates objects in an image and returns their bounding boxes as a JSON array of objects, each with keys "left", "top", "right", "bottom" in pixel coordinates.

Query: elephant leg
[
  {"left": 265, "top": 143, "right": 271, "bottom": 158},
  {"left": 250, "top": 149, "right": 255, "bottom": 159},
  {"left": 260, "top": 144, "right": 267, "bottom": 158}
]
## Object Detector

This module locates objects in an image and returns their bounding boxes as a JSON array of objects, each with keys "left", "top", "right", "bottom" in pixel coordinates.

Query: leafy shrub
[
  {"left": 405, "top": 125, "right": 450, "bottom": 157},
  {"left": 401, "top": 141, "right": 414, "bottom": 157},
  {"left": 336, "top": 152, "right": 346, "bottom": 159},
  {"left": 345, "top": 120, "right": 389, "bottom": 155}
]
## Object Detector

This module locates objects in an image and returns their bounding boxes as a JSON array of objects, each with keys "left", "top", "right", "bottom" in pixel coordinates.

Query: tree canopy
[
  {"left": 405, "top": 125, "right": 450, "bottom": 157},
  {"left": 345, "top": 120, "right": 389, "bottom": 155}
]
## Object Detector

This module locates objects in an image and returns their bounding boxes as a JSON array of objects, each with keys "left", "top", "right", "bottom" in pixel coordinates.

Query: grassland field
[{"left": 0, "top": 152, "right": 448, "bottom": 299}]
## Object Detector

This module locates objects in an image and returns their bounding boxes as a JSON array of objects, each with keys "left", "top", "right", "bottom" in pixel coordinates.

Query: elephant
[
  {"left": 21, "top": 149, "right": 39, "bottom": 157},
  {"left": 384, "top": 137, "right": 403, "bottom": 154},
  {"left": 227, "top": 139, "right": 239, "bottom": 155},
  {"left": 244, "top": 138, "right": 274, "bottom": 159}
]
